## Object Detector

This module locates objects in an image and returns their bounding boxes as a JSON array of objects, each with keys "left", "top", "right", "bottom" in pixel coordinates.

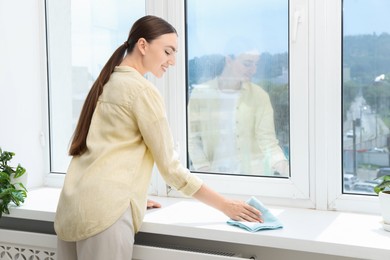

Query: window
[
  {"left": 186, "top": 0, "right": 290, "bottom": 178},
  {"left": 342, "top": 0, "right": 390, "bottom": 196},
  {"left": 45, "top": 0, "right": 145, "bottom": 173},
  {"left": 43, "top": 0, "right": 385, "bottom": 213},
  {"left": 170, "top": 0, "right": 311, "bottom": 202}
]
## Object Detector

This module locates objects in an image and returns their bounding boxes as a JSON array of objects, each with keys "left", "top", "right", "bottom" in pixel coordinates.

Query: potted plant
[
  {"left": 0, "top": 147, "right": 28, "bottom": 217},
  {"left": 374, "top": 175, "right": 390, "bottom": 231}
]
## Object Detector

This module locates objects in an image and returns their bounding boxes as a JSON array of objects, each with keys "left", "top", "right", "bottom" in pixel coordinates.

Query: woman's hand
[
  {"left": 147, "top": 199, "right": 161, "bottom": 209},
  {"left": 193, "top": 184, "right": 263, "bottom": 222},
  {"left": 223, "top": 199, "right": 263, "bottom": 222},
  {"left": 273, "top": 160, "right": 289, "bottom": 177}
]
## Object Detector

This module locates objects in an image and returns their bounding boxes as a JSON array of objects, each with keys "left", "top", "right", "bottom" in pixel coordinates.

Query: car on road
[
  {"left": 351, "top": 180, "right": 380, "bottom": 194},
  {"left": 377, "top": 167, "right": 390, "bottom": 178},
  {"left": 343, "top": 174, "right": 358, "bottom": 191}
]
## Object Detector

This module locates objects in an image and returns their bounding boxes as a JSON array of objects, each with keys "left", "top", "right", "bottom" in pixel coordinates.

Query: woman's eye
[{"left": 165, "top": 49, "right": 174, "bottom": 55}]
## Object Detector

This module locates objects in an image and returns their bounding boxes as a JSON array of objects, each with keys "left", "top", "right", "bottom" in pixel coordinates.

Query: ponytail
[{"left": 68, "top": 43, "right": 128, "bottom": 156}]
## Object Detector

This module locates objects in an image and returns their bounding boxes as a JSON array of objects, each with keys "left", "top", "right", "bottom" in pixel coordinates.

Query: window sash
[{"left": 154, "top": 0, "right": 311, "bottom": 207}]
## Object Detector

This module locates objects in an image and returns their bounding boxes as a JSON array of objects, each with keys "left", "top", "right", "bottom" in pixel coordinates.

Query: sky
[
  {"left": 343, "top": 0, "right": 390, "bottom": 36},
  {"left": 187, "top": 0, "right": 288, "bottom": 58},
  {"left": 68, "top": 0, "right": 390, "bottom": 65},
  {"left": 187, "top": 0, "right": 390, "bottom": 59}
]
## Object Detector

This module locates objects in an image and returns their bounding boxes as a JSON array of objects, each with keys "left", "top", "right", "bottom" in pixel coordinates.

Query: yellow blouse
[
  {"left": 54, "top": 66, "right": 203, "bottom": 241},
  {"left": 188, "top": 78, "right": 287, "bottom": 175}
]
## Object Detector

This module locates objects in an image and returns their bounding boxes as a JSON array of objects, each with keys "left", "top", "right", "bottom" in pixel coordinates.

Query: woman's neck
[
  {"left": 119, "top": 54, "right": 146, "bottom": 75},
  {"left": 218, "top": 78, "right": 242, "bottom": 91}
]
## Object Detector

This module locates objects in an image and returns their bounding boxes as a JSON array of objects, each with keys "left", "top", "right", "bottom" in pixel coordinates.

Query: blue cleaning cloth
[{"left": 227, "top": 196, "right": 283, "bottom": 232}]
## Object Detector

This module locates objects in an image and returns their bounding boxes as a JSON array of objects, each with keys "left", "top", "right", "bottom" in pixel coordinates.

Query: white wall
[{"left": 0, "top": 0, "right": 47, "bottom": 188}]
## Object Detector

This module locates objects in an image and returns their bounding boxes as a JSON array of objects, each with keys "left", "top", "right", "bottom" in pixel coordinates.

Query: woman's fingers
[
  {"left": 237, "top": 212, "right": 263, "bottom": 222},
  {"left": 147, "top": 199, "right": 161, "bottom": 209},
  {"left": 243, "top": 204, "right": 263, "bottom": 222},
  {"left": 241, "top": 203, "right": 263, "bottom": 222},
  {"left": 230, "top": 201, "right": 263, "bottom": 222}
]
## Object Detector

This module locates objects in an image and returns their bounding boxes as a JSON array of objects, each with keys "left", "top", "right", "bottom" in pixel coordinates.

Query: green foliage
[
  {"left": 342, "top": 33, "right": 390, "bottom": 129},
  {"left": 374, "top": 175, "right": 390, "bottom": 194},
  {"left": 344, "top": 33, "right": 390, "bottom": 84},
  {"left": 0, "top": 147, "right": 27, "bottom": 217}
]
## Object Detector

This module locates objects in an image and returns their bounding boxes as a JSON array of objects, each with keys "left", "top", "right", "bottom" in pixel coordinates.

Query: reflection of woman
[
  {"left": 54, "top": 16, "right": 262, "bottom": 260},
  {"left": 188, "top": 49, "right": 289, "bottom": 176}
]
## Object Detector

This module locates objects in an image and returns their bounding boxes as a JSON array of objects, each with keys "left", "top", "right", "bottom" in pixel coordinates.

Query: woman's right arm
[
  {"left": 193, "top": 184, "right": 263, "bottom": 222},
  {"left": 134, "top": 87, "right": 262, "bottom": 222}
]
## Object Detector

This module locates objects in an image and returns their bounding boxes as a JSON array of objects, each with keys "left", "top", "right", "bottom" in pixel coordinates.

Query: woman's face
[
  {"left": 229, "top": 53, "right": 259, "bottom": 82},
  {"left": 143, "top": 33, "right": 178, "bottom": 78}
]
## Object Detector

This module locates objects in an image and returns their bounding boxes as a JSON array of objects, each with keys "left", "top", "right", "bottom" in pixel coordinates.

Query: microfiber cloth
[{"left": 227, "top": 196, "right": 283, "bottom": 232}]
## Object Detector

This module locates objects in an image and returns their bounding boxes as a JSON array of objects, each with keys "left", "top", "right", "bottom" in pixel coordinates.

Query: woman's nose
[{"left": 168, "top": 56, "right": 176, "bottom": 66}]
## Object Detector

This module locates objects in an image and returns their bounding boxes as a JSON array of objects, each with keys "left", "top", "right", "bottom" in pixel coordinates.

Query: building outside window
[{"left": 342, "top": 0, "right": 390, "bottom": 195}]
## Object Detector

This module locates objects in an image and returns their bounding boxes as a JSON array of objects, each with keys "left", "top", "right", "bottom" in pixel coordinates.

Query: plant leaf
[
  {"left": 374, "top": 175, "right": 390, "bottom": 194},
  {"left": 14, "top": 164, "right": 26, "bottom": 179},
  {"left": 0, "top": 172, "right": 10, "bottom": 184},
  {"left": 0, "top": 188, "right": 12, "bottom": 199},
  {"left": 0, "top": 147, "right": 27, "bottom": 217},
  {"left": 11, "top": 190, "right": 26, "bottom": 205},
  {"left": 17, "top": 182, "right": 27, "bottom": 192}
]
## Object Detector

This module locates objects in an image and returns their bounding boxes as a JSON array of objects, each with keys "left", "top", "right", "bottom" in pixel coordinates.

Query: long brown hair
[{"left": 69, "top": 15, "right": 177, "bottom": 156}]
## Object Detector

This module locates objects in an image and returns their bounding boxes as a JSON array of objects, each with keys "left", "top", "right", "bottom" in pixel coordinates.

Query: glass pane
[
  {"left": 46, "top": 0, "right": 145, "bottom": 173},
  {"left": 186, "top": 0, "right": 289, "bottom": 177},
  {"left": 343, "top": 0, "right": 390, "bottom": 194}
]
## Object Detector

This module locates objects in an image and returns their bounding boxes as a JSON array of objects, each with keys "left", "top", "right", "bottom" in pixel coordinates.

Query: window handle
[{"left": 292, "top": 10, "right": 302, "bottom": 43}]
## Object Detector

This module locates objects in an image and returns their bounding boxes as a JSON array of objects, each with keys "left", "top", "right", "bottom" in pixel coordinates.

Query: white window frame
[
  {"left": 42, "top": 0, "right": 382, "bottom": 214},
  {"left": 319, "top": 0, "right": 381, "bottom": 214}
]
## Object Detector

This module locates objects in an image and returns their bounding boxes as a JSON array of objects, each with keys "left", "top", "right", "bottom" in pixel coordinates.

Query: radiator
[{"left": 132, "top": 243, "right": 257, "bottom": 260}]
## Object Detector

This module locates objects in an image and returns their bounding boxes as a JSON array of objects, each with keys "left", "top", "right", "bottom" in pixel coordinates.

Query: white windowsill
[{"left": 4, "top": 187, "right": 390, "bottom": 260}]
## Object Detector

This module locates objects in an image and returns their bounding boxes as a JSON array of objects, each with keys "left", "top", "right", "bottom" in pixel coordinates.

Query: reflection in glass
[
  {"left": 343, "top": 0, "right": 390, "bottom": 194},
  {"left": 186, "top": 0, "right": 289, "bottom": 177}
]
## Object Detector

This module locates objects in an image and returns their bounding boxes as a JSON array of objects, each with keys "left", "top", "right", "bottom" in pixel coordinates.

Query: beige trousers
[{"left": 56, "top": 207, "right": 134, "bottom": 260}]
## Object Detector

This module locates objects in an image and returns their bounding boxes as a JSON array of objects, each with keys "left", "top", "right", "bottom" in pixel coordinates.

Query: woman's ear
[{"left": 137, "top": 38, "right": 148, "bottom": 55}]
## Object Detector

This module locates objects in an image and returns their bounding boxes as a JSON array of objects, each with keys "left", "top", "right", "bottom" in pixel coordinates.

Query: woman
[{"left": 54, "top": 15, "right": 262, "bottom": 260}]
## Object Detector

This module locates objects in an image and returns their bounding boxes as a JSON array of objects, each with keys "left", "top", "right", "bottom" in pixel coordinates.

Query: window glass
[
  {"left": 186, "top": 0, "right": 289, "bottom": 178},
  {"left": 343, "top": 0, "right": 390, "bottom": 194},
  {"left": 46, "top": 0, "right": 145, "bottom": 173}
]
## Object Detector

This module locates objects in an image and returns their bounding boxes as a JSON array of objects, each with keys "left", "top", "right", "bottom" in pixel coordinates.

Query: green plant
[
  {"left": 0, "top": 147, "right": 27, "bottom": 217},
  {"left": 374, "top": 175, "right": 390, "bottom": 194}
]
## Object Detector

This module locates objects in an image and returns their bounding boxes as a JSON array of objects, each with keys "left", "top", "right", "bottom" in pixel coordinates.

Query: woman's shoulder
[
  {"left": 100, "top": 67, "right": 160, "bottom": 107},
  {"left": 245, "top": 82, "right": 270, "bottom": 96},
  {"left": 111, "top": 67, "right": 158, "bottom": 94}
]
